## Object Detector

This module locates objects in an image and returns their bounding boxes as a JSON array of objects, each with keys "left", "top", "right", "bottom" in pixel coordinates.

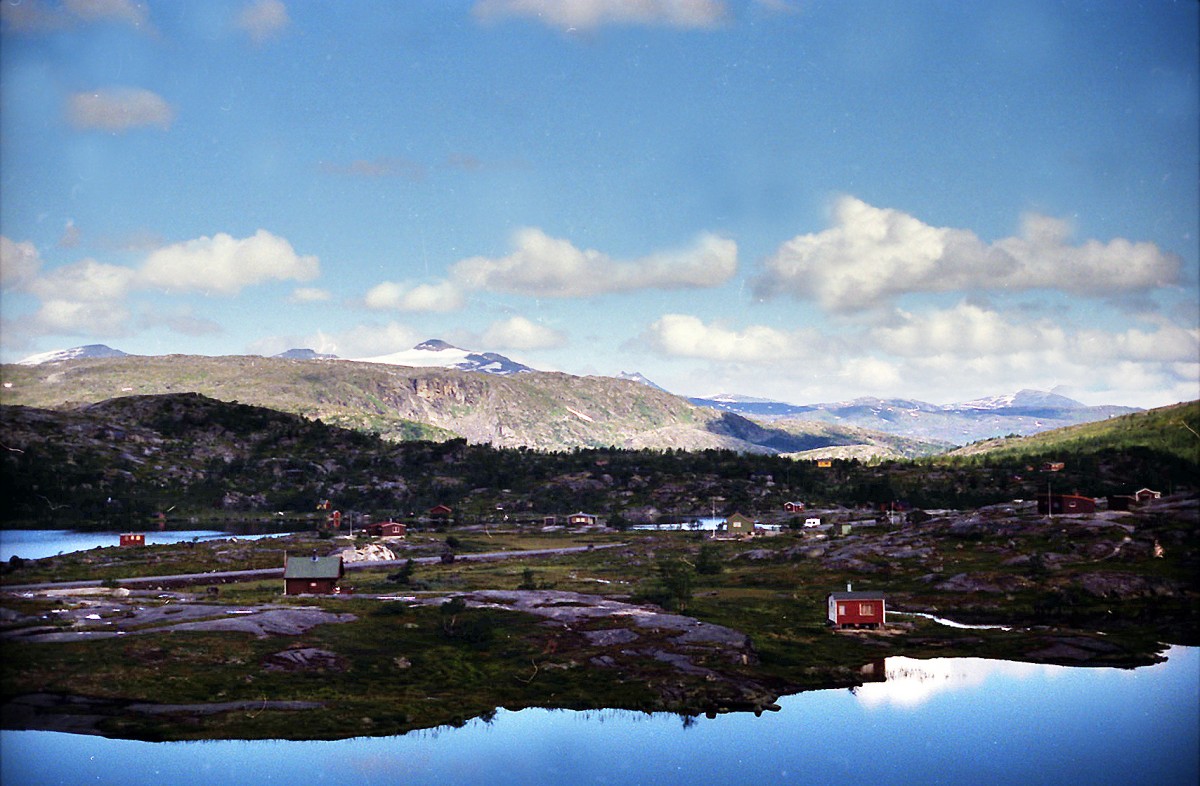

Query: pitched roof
[
  {"left": 828, "top": 590, "right": 886, "bottom": 600},
  {"left": 284, "top": 555, "right": 343, "bottom": 580}
]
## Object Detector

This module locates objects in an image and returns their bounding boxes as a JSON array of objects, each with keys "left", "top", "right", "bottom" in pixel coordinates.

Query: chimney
[{"left": 846, "top": 582, "right": 852, "bottom": 592}]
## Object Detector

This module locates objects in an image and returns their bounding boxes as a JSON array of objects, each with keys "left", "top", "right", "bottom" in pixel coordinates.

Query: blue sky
[{"left": 1, "top": 0, "right": 1196, "bottom": 408}]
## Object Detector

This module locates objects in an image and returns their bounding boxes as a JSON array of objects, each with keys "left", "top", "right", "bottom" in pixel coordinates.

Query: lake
[
  {"left": 3, "top": 646, "right": 1195, "bottom": 786},
  {"left": 0, "top": 529, "right": 295, "bottom": 562}
]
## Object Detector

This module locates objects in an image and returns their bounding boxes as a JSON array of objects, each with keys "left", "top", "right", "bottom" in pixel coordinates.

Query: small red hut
[
  {"left": 119, "top": 533, "right": 145, "bottom": 547},
  {"left": 827, "top": 587, "right": 886, "bottom": 629},
  {"left": 368, "top": 521, "right": 407, "bottom": 538}
]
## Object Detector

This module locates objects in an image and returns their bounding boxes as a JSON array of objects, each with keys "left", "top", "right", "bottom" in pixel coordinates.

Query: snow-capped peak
[
  {"left": 615, "top": 371, "right": 669, "bottom": 392},
  {"left": 352, "top": 339, "right": 534, "bottom": 375},
  {"left": 16, "top": 344, "right": 129, "bottom": 366},
  {"left": 954, "top": 389, "right": 1085, "bottom": 411}
]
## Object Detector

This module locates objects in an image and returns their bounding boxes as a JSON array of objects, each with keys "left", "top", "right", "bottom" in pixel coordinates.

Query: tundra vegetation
[{"left": 0, "top": 396, "right": 1196, "bottom": 740}]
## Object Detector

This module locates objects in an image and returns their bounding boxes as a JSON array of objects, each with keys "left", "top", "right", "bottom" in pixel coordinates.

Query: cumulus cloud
[
  {"left": 640, "top": 314, "right": 818, "bottom": 362},
  {"left": 299, "top": 322, "right": 421, "bottom": 359},
  {"left": 140, "top": 229, "right": 318, "bottom": 295},
  {"left": 871, "top": 302, "right": 1198, "bottom": 366},
  {"left": 67, "top": 87, "right": 173, "bottom": 132},
  {"left": 29, "top": 258, "right": 136, "bottom": 303},
  {"left": 0, "top": 236, "right": 43, "bottom": 290},
  {"left": 364, "top": 280, "right": 464, "bottom": 313},
  {"left": 452, "top": 228, "right": 736, "bottom": 298},
  {"left": 472, "top": 0, "right": 727, "bottom": 30},
  {"left": 481, "top": 316, "right": 566, "bottom": 350},
  {"left": 756, "top": 196, "right": 1182, "bottom": 312},
  {"left": 32, "top": 299, "right": 131, "bottom": 336},
  {"left": 236, "top": 0, "right": 289, "bottom": 43}
]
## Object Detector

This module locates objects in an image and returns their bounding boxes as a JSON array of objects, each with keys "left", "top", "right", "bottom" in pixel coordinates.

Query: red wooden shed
[
  {"left": 827, "top": 588, "right": 886, "bottom": 629},
  {"left": 369, "top": 521, "right": 407, "bottom": 538},
  {"left": 1037, "top": 494, "right": 1096, "bottom": 515},
  {"left": 119, "top": 533, "right": 145, "bottom": 547}
]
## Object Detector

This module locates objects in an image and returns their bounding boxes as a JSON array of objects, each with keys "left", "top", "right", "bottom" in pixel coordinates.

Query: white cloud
[
  {"left": 872, "top": 302, "right": 1198, "bottom": 366},
  {"left": 67, "top": 87, "right": 173, "bottom": 132},
  {"left": 757, "top": 196, "right": 1182, "bottom": 312},
  {"left": 289, "top": 287, "right": 331, "bottom": 303},
  {"left": 364, "top": 280, "right": 464, "bottom": 312},
  {"left": 32, "top": 299, "right": 131, "bottom": 336},
  {"left": 640, "top": 314, "right": 817, "bottom": 362},
  {"left": 301, "top": 322, "right": 421, "bottom": 359},
  {"left": 0, "top": 236, "right": 42, "bottom": 290},
  {"left": 140, "top": 229, "right": 318, "bottom": 295},
  {"left": 481, "top": 316, "right": 566, "bottom": 350},
  {"left": 472, "top": 0, "right": 727, "bottom": 30},
  {"left": 235, "top": 0, "right": 289, "bottom": 43},
  {"left": 452, "top": 228, "right": 736, "bottom": 297},
  {"left": 28, "top": 258, "right": 136, "bottom": 303}
]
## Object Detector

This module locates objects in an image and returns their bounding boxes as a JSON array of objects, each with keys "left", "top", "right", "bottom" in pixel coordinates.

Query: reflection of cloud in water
[{"left": 853, "top": 657, "right": 1060, "bottom": 709}]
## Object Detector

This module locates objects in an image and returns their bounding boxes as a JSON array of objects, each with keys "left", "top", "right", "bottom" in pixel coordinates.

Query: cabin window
[
  {"left": 838, "top": 604, "right": 846, "bottom": 615},
  {"left": 859, "top": 603, "right": 874, "bottom": 615}
]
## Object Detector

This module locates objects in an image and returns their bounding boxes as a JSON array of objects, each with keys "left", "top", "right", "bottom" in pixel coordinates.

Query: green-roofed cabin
[{"left": 284, "top": 554, "right": 344, "bottom": 595}]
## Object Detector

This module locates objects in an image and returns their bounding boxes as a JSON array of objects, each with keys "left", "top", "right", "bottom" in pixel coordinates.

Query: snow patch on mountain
[
  {"left": 16, "top": 345, "right": 130, "bottom": 366},
  {"left": 352, "top": 340, "right": 534, "bottom": 375},
  {"left": 615, "top": 371, "right": 670, "bottom": 392}
]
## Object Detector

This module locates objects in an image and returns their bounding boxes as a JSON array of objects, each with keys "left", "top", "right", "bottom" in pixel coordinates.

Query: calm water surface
[{"left": 3, "top": 646, "right": 1195, "bottom": 786}]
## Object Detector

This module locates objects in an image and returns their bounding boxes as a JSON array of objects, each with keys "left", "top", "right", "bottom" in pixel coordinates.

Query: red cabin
[
  {"left": 368, "top": 521, "right": 407, "bottom": 538},
  {"left": 119, "top": 533, "right": 145, "bottom": 547},
  {"left": 1037, "top": 494, "right": 1096, "bottom": 515},
  {"left": 827, "top": 589, "right": 886, "bottom": 629}
]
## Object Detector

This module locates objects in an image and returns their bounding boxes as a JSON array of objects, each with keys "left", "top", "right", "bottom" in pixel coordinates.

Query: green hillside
[{"left": 950, "top": 400, "right": 1200, "bottom": 467}]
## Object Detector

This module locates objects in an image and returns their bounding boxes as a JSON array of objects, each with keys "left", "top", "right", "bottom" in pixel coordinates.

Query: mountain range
[{"left": 8, "top": 342, "right": 1143, "bottom": 447}]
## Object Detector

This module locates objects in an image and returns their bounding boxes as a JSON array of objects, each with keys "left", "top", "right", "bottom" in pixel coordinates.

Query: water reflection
[
  {"left": 3, "top": 648, "right": 1195, "bottom": 786},
  {"left": 854, "top": 655, "right": 1062, "bottom": 708}
]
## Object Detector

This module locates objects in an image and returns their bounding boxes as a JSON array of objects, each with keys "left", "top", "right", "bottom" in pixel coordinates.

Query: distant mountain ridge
[
  {"left": 0, "top": 353, "right": 943, "bottom": 457},
  {"left": 8, "top": 344, "right": 1142, "bottom": 446},
  {"left": 689, "top": 389, "right": 1141, "bottom": 444}
]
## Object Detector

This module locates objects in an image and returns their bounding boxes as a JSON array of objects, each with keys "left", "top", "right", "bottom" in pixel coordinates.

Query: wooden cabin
[
  {"left": 567, "top": 512, "right": 598, "bottom": 527},
  {"left": 1037, "top": 493, "right": 1096, "bottom": 515},
  {"left": 717, "top": 513, "right": 756, "bottom": 538},
  {"left": 369, "top": 521, "right": 406, "bottom": 538},
  {"left": 827, "top": 588, "right": 886, "bottom": 629},
  {"left": 284, "top": 554, "right": 344, "bottom": 595},
  {"left": 119, "top": 533, "right": 145, "bottom": 547}
]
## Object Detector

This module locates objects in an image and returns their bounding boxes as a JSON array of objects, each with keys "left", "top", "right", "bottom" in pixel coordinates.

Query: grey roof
[
  {"left": 828, "top": 591, "right": 886, "bottom": 600},
  {"left": 285, "top": 555, "right": 343, "bottom": 580}
]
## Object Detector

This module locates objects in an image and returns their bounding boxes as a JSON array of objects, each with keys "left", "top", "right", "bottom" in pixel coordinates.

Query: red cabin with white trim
[{"left": 827, "top": 589, "right": 886, "bottom": 628}]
